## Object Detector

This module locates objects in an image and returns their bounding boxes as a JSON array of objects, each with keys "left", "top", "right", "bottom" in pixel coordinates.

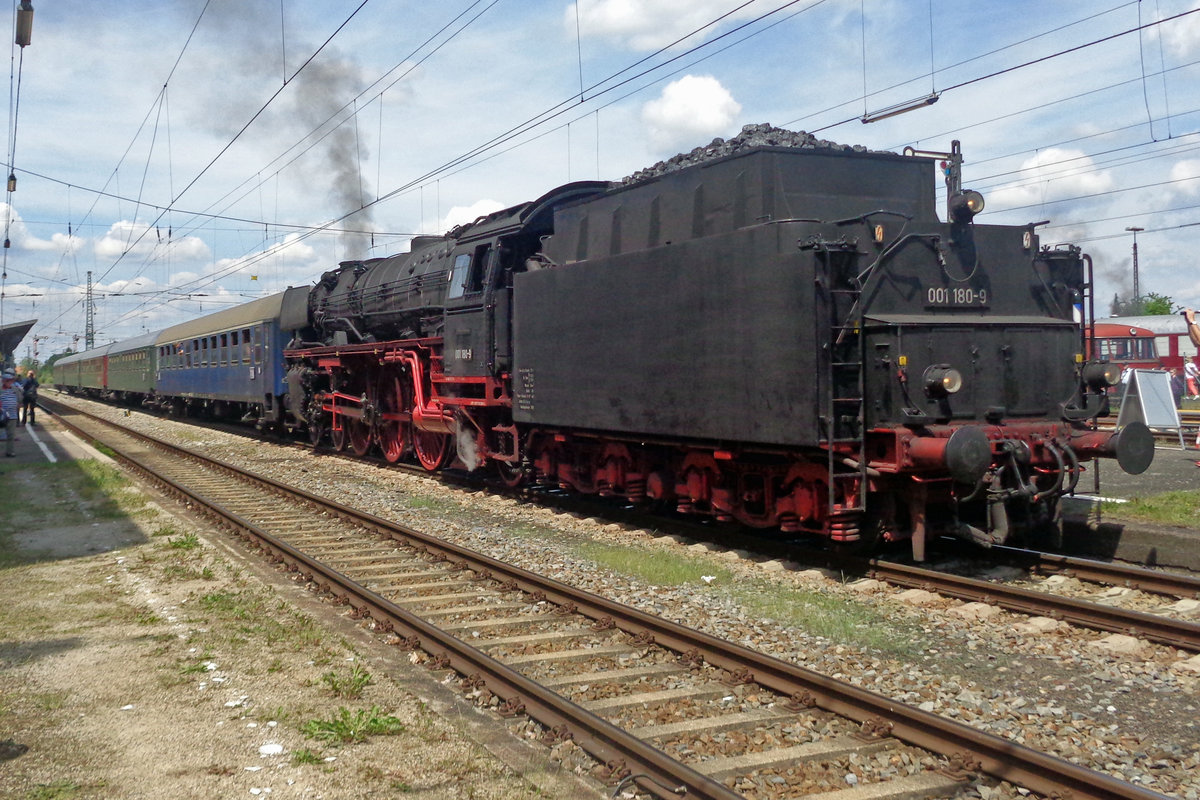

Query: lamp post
[{"left": 1125, "top": 226, "right": 1144, "bottom": 304}]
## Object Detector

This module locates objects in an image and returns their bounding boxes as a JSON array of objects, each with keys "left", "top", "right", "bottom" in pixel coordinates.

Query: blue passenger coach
[{"left": 155, "top": 292, "right": 289, "bottom": 422}]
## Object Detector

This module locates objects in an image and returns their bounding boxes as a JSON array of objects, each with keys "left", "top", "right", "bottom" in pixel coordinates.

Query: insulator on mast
[{"left": 15, "top": 2, "right": 33, "bottom": 48}]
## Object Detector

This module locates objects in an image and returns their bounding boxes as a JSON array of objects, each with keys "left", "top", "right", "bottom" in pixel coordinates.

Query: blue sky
[{"left": 3, "top": 0, "right": 1199, "bottom": 360}]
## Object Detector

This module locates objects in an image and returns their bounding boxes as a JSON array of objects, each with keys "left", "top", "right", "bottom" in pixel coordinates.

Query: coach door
[{"left": 443, "top": 241, "right": 497, "bottom": 379}]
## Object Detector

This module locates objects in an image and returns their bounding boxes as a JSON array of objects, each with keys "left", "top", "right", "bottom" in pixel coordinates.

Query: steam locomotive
[{"left": 56, "top": 126, "right": 1153, "bottom": 556}]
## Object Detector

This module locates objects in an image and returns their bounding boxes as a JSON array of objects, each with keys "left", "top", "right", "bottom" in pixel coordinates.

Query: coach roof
[
  {"left": 155, "top": 292, "right": 287, "bottom": 347},
  {"left": 107, "top": 329, "right": 161, "bottom": 356}
]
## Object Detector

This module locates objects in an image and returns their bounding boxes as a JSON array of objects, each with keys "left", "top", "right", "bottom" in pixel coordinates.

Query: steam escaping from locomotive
[
  {"left": 291, "top": 58, "right": 375, "bottom": 261},
  {"left": 456, "top": 425, "right": 480, "bottom": 472},
  {"left": 195, "top": 1, "right": 376, "bottom": 262}
]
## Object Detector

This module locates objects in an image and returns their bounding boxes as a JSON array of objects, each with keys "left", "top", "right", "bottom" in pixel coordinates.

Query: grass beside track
[
  {"left": 578, "top": 540, "right": 926, "bottom": 656},
  {"left": 1104, "top": 488, "right": 1200, "bottom": 527}
]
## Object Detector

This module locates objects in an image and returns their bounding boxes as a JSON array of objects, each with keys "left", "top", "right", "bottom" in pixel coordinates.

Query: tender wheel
[
  {"left": 493, "top": 460, "right": 526, "bottom": 488},
  {"left": 832, "top": 499, "right": 894, "bottom": 557},
  {"left": 832, "top": 514, "right": 884, "bottom": 556},
  {"left": 413, "top": 429, "right": 451, "bottom": 471}
]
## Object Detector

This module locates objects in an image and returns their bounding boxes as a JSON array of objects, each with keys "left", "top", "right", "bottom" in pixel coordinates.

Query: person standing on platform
[
  {"left": 1, "top": 369, "right": 22, "bottom": 457},
  {"left": 19, "top": 369, "right": 37, "bottom": 425},
  {"left": 1184, "top": 309, "right": 1200, "bottom": 399},
  {"left": 1169, "top": 367, "right": 1185, "bottom": 408}
]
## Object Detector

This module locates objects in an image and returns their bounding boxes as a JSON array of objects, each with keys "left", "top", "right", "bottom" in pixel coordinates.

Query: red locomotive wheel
[
  {"left": 307, "top": 417, "right": 325, "bottom": 447},
  {"left": 377, "top": 378, "right": 409, "bottom": 464},
  {"left": 348, "top": 418, "right": 372, "bottom": 457},
  {"left": 413, "top": 429, "right": 451, "bottom": 471},
  {"left": 330, "top": 422, "right": 349, "bottom": 452},
  {"left": 379, "top": 420, "right": 408, "bottom": 463}
]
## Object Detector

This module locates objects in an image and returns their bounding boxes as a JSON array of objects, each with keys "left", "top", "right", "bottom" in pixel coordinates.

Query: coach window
[
  {"left": 231, "top": 331, "right": 239, "bottom": 365},
  {"left": 242, "top": 328, "right": 251, "bottom": 363},
  {"left": 253, "top": 326, "right": 263, "bottom": 365},
  {"left": 221, "top": 333, "right": 230, "bottom": 365}
]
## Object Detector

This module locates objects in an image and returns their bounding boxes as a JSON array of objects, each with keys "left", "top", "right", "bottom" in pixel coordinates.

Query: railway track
[
  {"left": 44, "top": 392, "right": 1200, "bottom": 650},
  {"left": 859, "top": 556, "right": 1200, "bottom": 652},
  {"left": 1099, "top": 408, "right": 1199, "bottom": 444},
  {"left": 43, "top": 397, "right": 1180, "bottom": 800}
]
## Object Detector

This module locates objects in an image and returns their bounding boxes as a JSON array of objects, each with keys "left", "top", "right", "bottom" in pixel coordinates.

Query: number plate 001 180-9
[{"left": 926, "top": 286, "right": 988, "bottom": 308}]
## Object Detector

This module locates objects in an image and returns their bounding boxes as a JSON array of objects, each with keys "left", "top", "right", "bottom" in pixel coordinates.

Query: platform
[{"left": 0, "top": 414, "right": 110, "bottom": 469}]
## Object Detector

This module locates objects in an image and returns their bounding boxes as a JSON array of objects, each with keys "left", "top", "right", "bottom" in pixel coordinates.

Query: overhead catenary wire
[
  {"left": 808, "top": 6, "right": 1200, "bottom": 136},
  {"left": 26, "top": 1, "right": 1142, "bottom": 289},
  {"left": 60, "top": 0, "right": 822, "bottom": 338},
  {"left": 100, "top": 0, "right": 503, "bottom": 301},
  {"left": 92, "top": 0, "right": 375, "bottom": 287},
  {"left": 24, "top": 2, "right": 1200, "bottom": 350},
  {"left": 32, "top": 1, "right": 383, "bottom": 337}
]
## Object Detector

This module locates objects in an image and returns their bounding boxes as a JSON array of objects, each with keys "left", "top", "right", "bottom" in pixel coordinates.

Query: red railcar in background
[
  {"left": 1088, "top": 322, "right": 1160, "bottom": 374},
  {"left": 1090, "top": 315, "right": 1199, "bottom": 372}
]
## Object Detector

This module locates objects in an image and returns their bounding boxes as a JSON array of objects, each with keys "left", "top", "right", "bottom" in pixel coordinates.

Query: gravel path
[{"left": 60, "top": 396, "right": 1200, "bottom": 798}]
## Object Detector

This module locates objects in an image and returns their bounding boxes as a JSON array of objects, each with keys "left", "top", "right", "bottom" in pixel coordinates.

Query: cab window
[{"left": 447, "top": 254, "right": 472, "bottom": 299}]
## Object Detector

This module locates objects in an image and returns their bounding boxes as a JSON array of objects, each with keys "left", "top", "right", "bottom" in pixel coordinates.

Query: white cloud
[
  {"left": 986, "top": 148, "right": 1114, "bottom": 212},
  {"left": 1157, "top": 3, "right": 1200, "bottom": 59},
  {"left": 441, "top": 200, "right": 506, "bottom": 232},
  {"left": 93, "top": 221, "right": 210, "bottom": 261},
  {"left": 1169, "top": 158, "right": 1200, "bottom": 195},
  {"left": 641, "top": 75, "right": 741, "bottom": 152}
]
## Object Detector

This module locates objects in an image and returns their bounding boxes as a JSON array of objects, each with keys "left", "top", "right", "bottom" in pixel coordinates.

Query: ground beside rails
[{"left": 36, "top": 395, "right": 1189, "bottom": 800}]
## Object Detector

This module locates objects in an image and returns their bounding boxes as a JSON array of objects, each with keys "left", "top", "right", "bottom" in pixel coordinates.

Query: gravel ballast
[{"left": 28, "top": 396, "right": 1200, "bottom": 798}]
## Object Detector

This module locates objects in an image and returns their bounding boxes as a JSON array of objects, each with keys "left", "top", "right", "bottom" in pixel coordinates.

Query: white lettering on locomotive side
[
  {"left": 926, "top": 286, "right": 989, "bottom": 307},
  {"left": 455, "top": 348, "right": 473, "bottom": 360}
]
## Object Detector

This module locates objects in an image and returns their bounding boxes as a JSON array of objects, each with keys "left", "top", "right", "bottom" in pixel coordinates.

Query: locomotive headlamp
[
  {"left": 1082, "top": 361, "right": 1121, "bottom": 390},
  {"left": 949, "top": 190, "right": 985, "bottom": 222},
  {"left": 923, "top": 365, "right": 963, "bottom": 397}
]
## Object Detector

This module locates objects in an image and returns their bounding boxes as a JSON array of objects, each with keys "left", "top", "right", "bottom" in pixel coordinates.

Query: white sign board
[{"left": 1116, "top": 369, "right": 1184, "bottom": 449}]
